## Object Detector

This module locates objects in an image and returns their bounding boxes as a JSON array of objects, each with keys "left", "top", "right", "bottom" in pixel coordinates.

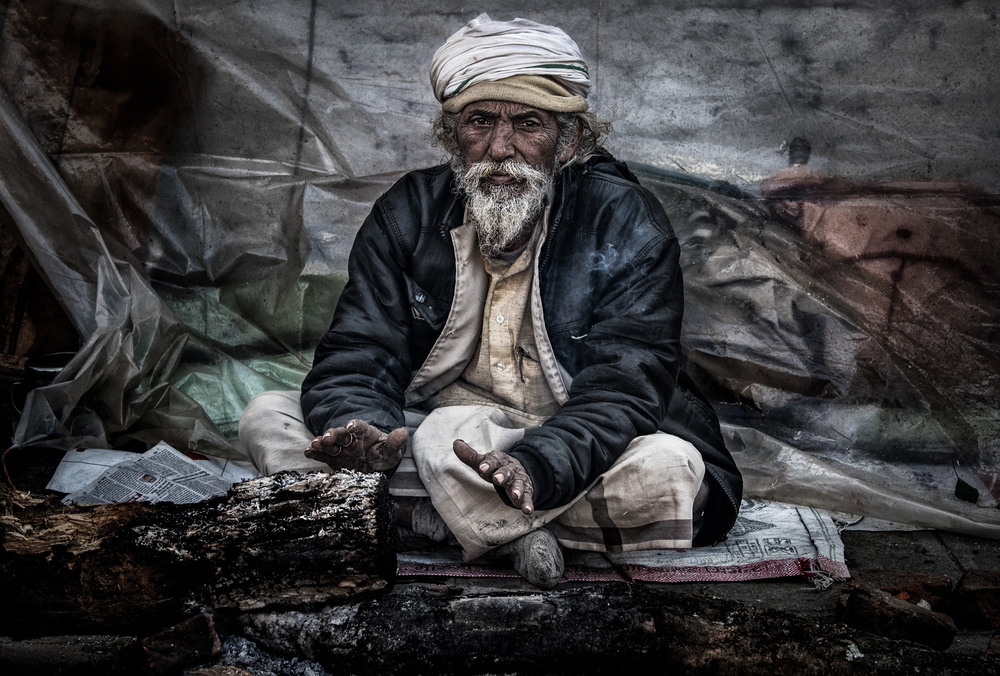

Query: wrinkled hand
[
  {"left": 453, "top": 439, "right": 534, "bottom": 515},
  {"left": 305, "top": 420, "right": 407, "bottom": 473}
]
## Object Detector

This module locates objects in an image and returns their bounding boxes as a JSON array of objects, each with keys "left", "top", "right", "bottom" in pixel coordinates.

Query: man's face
[
  {"left": 456, "top": 100, "right": 562, "bottom": 190},
  {"left": 453, "top": 99, "right": 577, "bottom": 257}
]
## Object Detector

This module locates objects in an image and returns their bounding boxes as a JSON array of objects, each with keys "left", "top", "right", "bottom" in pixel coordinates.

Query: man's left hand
[{"left": 453, "top": 439, "right": 534, "bottom": 515}]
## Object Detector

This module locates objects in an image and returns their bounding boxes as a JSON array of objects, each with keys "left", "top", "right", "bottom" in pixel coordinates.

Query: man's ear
[{"left": 556, "top": 119, "right": 584, "bottom": 164}]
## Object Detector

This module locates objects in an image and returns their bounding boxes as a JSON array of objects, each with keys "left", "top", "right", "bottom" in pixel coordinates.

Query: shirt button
[
  {"left": 415, "top": 292, "right": 426, "bottom": 303},
  {"left": 496, "top": 314, "right": 504, "bottom": 324},
  {"left": 495, "top": 363, "right": 506, "bottom": 372}
]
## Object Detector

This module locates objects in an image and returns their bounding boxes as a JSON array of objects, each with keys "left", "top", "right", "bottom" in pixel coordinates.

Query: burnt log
[
  {"left": 0, "top": 471, "right": 396, "bottom": 638},
  {"left": 230, "top": 583, "right": 1000, "bottom": 676}
]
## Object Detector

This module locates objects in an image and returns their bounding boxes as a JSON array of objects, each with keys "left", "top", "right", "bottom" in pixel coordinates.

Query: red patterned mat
[{"left": 397, "top": 500, "right": 850, "bottom": 584}]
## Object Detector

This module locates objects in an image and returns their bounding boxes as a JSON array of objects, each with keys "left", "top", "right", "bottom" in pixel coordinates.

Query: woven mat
[{"left": 397, "top": 499, "right": 849, "bottom": 584}]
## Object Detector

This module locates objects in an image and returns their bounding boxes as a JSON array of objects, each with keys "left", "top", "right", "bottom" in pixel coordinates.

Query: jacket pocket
[{"left": 405, "top": 276, "right": 448, "bottom": 331}]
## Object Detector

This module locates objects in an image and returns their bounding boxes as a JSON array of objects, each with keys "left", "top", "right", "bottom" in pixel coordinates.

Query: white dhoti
[{"left": 239, "top": 391, "right": 707, "bottom": 560}]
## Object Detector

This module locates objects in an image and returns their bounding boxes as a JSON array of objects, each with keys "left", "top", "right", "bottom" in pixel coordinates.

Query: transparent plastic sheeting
[{"left": 1, "top": 0, "right": 998, "bottom": 537}]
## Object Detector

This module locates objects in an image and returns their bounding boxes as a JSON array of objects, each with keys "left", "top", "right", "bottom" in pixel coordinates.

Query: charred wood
[
  {"left": 0, "top": 471, "right": 396, "bottom": 638},
  {"left": 230, "top": 583, "right": 1000, "bottom": 676}
]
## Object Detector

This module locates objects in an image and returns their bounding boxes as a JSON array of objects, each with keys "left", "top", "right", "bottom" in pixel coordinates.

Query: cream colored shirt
[{"left": 430, "top": 223, "right": 559, "bottom": 427}]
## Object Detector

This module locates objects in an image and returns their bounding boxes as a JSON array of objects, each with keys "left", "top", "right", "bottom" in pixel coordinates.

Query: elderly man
[{"left": 239, "top": 15, "right": 742, "bottom": 588}]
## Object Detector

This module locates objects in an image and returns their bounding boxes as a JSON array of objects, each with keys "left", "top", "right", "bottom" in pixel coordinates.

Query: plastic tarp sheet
[{"left": 1, "top": 0, "right": 998, "bottom": 536}]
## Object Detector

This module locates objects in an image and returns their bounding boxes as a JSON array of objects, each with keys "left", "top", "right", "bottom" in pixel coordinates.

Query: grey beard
[{"left": 454, "top": 159, "right": 554, "bottom": 258}]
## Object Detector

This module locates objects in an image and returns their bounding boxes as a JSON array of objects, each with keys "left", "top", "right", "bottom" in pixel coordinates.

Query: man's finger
[
  {"left": 477, "top": 452, "right": 509, "bottom": 477},
  {"left": 504, "top": 475, "right": 534, "bottom": 514},
  {"left": 369, "top": 427, "right": 407, "bottom": 468},
  {"left": 508, "top": 476, "right": 525, "bottom": 500},
  {"left": 319, "top": 427, "right": 355, "bottom": 448},
  {"left": 305, "top": 442, "right": 345, "bottom": 464},
  {"left": 348, "top": 419, "right": 381, "bottom": 445},
  {"left": 519, "top": 493, "right": 534, "bottom": 516},
  {"left": 453, "top": 439, "right": 485, "bottom": 472},
  {"left": 306, "top": 430, "right": 348, "bottom": 457},
  {"left": 384, "top": 427, "right": 408, "bottom": 453}
]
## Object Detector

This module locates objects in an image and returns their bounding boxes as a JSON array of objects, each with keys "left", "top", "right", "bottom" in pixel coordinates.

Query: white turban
[{"left": 430, "top": 13, "right": 591, "bottom": 113}]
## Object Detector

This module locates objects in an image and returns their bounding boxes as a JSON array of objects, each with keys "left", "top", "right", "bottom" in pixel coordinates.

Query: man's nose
[{"left": 487, "top": 123, "right": 516, "bottom": 161}]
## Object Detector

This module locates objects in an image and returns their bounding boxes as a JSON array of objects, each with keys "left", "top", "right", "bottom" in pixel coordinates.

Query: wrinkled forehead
[{"left": 458, "top": 100, "right": 560, "bottom": 121}]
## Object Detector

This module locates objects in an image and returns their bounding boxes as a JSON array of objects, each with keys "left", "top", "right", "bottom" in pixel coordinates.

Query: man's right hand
[{"left": 305, "top": 419, "right": 407, "bottom": 473}]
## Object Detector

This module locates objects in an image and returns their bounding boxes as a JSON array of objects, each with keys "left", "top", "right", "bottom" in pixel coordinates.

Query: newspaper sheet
[{"left": 54, "top": 441, "right": 260, "bottom": 505}]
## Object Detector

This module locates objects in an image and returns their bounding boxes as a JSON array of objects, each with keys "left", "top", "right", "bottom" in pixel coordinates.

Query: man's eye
[{"left": 520, "top": 120, "right": 540, "bottom": 128}]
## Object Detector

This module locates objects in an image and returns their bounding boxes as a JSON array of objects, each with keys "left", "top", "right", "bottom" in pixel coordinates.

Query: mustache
[
  {"left": 454, "top": 158, "right": 554, "bottom": 258},
  {"left": 462, "top": 159, "right": 550, "bottom": 184}
]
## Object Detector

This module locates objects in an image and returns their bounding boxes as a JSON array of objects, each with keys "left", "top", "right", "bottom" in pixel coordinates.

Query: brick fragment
[
  {"left": 853, "top": 570, "right": 953, "bottom": 610},
  {"left": 189, "top": 668, "right": 253, "bottom": 676},
  {"left": 141, "top": 612, "right": 222, "bottom": 675},
  {"left": 986, "top": 630, "right": 1000, "bottom": 659},
  {"left": 950, "top": 570, "right": 1000, "bottom": 629},
  {"left": 836, "top": 584, "right": 957, "bottom": 650}
]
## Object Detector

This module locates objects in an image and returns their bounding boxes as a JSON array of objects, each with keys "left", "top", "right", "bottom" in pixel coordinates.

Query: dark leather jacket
[{"left": 302, "top": 155, "right": 742, "bottom": 545}]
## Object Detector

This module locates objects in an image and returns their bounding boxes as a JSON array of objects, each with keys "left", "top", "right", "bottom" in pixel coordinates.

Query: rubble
[
  {"left": 851, "top": 570, "right": 954, "bottom": 611},
  {"left": 949, "top": 570, "right": 1000, "bottom": 628},
  {"left": 836, "top": 584, "right": 957, "bottom": 650},
  {"left": 142, "top": 612, "right": 221, "bottom": 675},
  {"left": 987, "top": 631, "right": 1000, "bottom": 660}
]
